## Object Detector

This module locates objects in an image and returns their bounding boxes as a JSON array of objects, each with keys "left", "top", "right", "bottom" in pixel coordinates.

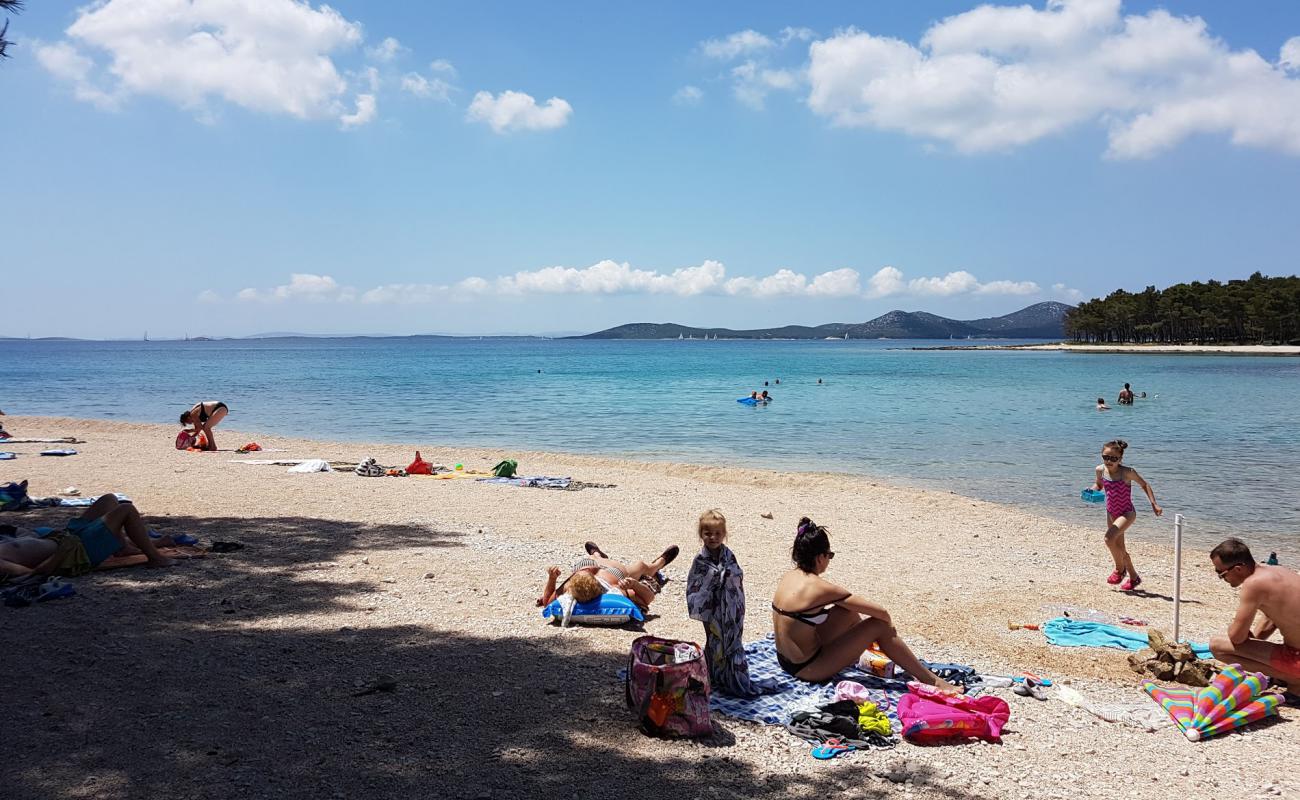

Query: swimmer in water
[{"left": 1096, "top": 397, "right": 1110, "bottom": 411}]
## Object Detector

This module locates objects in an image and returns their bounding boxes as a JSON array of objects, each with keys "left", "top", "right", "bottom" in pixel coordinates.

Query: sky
[{"left": 3, "top": 0, "right": 1300, "bottom": 338}]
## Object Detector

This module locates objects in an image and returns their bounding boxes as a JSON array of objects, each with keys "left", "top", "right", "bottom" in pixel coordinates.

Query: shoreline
[
  {"left": 914, "top": 342, "right": 1300, "bottom": 355},
  {"left": 3, "top": 415, "right": 1297, "bottom": 799}
]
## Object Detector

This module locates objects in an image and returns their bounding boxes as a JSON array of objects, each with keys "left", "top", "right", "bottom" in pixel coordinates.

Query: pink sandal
[
  {"left": 1106, "top": 570, "right": 1125, "bottom": 585},
  {"left": 1120, "top": 576, "right": 1142, "bottom": 591}
]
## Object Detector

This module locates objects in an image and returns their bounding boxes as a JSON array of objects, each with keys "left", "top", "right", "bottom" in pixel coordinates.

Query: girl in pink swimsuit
[{"left": 1094, "top": 439, "right": 1162, "bottom": 591}]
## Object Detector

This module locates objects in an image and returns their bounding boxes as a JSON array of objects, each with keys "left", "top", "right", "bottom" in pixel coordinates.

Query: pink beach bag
[
  {"left": 175, "top": 430, "right": 196, "bottom": 450},
  {"left": 897, "top": 683, "right": 1010, "bottom": 743},
  {"left": 624, "top": 635, "right": 712, "bottom": 737}
]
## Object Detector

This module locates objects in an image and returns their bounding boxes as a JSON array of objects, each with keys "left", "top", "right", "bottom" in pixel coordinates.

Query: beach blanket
[
  {"left": 37, "top": 493, "right": 132, "bottom": 508},
  {"left": 0, "top": 453, "right": 13, "bottom": 460},
  {"left": 707, "top": 635, "right": 909, "bottom": 729},
  {"left": 1042, "top": 617, "right": 1212, "bottom": 659},
  {"left": 98, "top": 545, "right": 206, "bottom": 570},
  {"left": 478, "top": 476, "right": 572, "bottom": 489}
]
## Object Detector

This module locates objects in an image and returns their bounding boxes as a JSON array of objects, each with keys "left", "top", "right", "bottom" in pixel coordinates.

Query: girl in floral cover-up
[{"left": 686, "top": 510, "right": 760, "bottom": 697}]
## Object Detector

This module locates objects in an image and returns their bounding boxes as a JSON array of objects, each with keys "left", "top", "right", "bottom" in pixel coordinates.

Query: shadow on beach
[{"left": 2, "top": 512, "right": 998, "bottom": 800}]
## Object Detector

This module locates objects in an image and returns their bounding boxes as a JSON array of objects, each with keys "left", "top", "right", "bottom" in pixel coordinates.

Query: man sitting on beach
[
  {"left": 1208, "top": 538, "right": 1300, "bottom": 685},
  {"left": 0, "top": 494, "right": 175, "bottom": 579}
]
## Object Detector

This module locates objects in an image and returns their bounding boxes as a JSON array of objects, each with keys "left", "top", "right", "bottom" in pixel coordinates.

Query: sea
[{"left": 2, "top": 337, "right": 1298, "bottom": 556}]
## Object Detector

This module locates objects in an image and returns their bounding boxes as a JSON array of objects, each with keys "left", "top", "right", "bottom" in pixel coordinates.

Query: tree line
[{"left": 1063, "top": 272, "right": 1300, "bottom": 344}]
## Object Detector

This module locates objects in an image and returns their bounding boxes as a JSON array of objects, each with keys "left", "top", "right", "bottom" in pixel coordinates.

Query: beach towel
[
  {"left": 1042, "top": 617, "right": 1212, "bottom": 659},
  {"left": 287, "top": 459, "right": 332, "bottom": 473},
  {"left": 42, "top": 493, "right": 131, "bottom": 508},
  {"left": 686, "top": 545, "right": 761, "bottom": 697},
  {"left": 705, "top": 635, "right": 908, "bottom": 731},
  {"left": 477, "top": 476, "right": 572, "bottom": 489},
  {"left": 0, "top": 453, "right": 14, "bottom": 460},
  {"left": 98, "top": 545, "right": 206, "bottom": 570},
  {"left": 0, "top": 438, "right": 82, "bottom": 444}
]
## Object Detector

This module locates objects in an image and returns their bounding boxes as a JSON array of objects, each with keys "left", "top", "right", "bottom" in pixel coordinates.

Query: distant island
[{"left": 573, "top": 301, "right": 1072, "bottom": 340}]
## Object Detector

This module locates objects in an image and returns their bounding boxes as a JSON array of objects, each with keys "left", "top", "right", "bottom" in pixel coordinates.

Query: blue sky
[{"left": 4, "top": 0, "right": 1300, "bottom": 338}]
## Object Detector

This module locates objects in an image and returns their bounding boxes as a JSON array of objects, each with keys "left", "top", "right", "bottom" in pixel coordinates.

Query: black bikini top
[{"left": 771, "top": 594, "right": 850, "bottom": 626}]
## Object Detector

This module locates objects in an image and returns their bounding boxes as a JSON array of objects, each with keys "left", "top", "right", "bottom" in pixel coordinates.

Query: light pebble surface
[{"left": 1, "top": 415, "right": 1295, "bottom": 800}]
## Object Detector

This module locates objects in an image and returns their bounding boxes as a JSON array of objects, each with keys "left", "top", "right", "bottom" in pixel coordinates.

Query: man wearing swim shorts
[{"left": 1209, "top": 538, "right": 1300, "bottom": 686}]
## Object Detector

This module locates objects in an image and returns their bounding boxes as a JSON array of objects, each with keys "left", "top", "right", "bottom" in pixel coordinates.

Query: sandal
[
  {"left": 659, "top": 545, "right": 680, "bottom": 567},
  {"left": 1106, "top": 569, "right": 1125, "bottom": 585},
  {"left": 584, "top": 541, "right": 607, "bottom": 558},
  {"left": 1120, "top": 576, "right": 1142, "bottom": 591},
  {"left": 811, "top": 737, "right": 856, "bottom": 760}
]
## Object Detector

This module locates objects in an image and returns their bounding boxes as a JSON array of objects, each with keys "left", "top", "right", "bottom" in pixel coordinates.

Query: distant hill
[{"left": 574, "top": 302, "right": 1072, "bottom": 340}]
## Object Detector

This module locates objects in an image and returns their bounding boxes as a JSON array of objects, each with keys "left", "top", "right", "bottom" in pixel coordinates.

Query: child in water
[
  {"left": 686, "top": 510, "right": 759, "bottom": 697},
  {"left": 1096, "top": 397, "right": 1110, "bottom": 411},
  {"left": 1094, "top": 439, "right": 1162, "bottom": 591}
]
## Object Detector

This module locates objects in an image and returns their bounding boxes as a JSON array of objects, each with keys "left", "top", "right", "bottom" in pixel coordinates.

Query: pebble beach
[{"left": 2, "top": 415, "right": 1296, "bottom": 800}]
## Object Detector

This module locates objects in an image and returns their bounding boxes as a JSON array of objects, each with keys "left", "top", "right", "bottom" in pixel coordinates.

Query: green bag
[{"left": 492, "top": 459, "right": 518, "bottom": 478}]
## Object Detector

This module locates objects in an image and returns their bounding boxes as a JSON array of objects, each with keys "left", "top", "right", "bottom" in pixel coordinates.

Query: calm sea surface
[{"left": 2, "top": 338, "right": 1298, "bottom": 555}]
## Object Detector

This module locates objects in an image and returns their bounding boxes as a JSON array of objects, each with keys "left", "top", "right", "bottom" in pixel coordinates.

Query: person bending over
[
  {"left": 771, "top": 517, "right": 960, "bottom": 693},
  {"left": 1209, "top": 538, "right": 1300, "bottom": 686},
  {"left": 0, "top": 494, "right": 176, "bottom": 579},
  {"left": 537, "top": 541, "right": 680, "bottom": 610},
  {"left": 180, "top": 401, "right": 229, "bottom": 451}
]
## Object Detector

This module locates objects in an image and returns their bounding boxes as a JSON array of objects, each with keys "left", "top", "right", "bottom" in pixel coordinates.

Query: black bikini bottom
[{"left": 776, "top": 646, "right": 822, "bottom": 676}]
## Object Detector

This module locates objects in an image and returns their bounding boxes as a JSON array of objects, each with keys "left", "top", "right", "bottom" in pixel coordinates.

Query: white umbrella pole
[{"left": 1173, "top": 513, "right": 1184, "bottom": 643}]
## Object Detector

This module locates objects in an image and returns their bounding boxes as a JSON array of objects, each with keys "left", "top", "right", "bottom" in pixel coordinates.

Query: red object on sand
[
  {"left": 407, "top": 451, "right": 433, "bottom": 475},
  {"left": 176, "top": 430, "right": 195, "bottom": 450},
  {"left": 240, "top": 442, "right": 262, "bottom": 452}
]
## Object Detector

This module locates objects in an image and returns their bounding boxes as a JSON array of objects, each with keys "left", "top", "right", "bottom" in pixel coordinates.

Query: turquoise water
[{"left": 2, "top": 338, "right": 1298, "bottom": 555}]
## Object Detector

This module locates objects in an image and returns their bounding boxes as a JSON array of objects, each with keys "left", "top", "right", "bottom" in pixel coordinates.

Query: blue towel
[
  {"left": 1042, "top": 617, "right": 1212, "bottom": 659},
  {"left": 0, "top": 453, "right": 14, "bottom": 460}
]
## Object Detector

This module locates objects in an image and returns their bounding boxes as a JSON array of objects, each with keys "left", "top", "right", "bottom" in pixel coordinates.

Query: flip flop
[
  {"left": 584, "top": 541, "right": 608, "bottom": 558},
  {"left": 37, "top": 577, "right": 75, "bottom": 602},
  {"left": 811, "top": 738, "right": 856, "bottom": 759}
]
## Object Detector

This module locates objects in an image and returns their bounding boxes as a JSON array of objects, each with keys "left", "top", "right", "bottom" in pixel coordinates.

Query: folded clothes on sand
[
  {"left": 287, "top": 459, "right": 332, "bottom": 473},
  {"left": 1042, "top": 617, "right": 1212, "bottom": 659}
]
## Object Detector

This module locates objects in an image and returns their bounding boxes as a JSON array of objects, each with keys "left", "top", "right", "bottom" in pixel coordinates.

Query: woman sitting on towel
[
  {"left": 537, "top": 542, "right": 680, "bottom": 610},
  {"left": 180, "top": 401, "right": 229, "bottom": 451},
  {"left": 771, "top": 517, "right": 960, "bottom": 693}
]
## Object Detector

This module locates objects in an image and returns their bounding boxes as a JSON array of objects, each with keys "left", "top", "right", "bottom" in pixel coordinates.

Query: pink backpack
[
  {"left": 897, "top": 683, "right": 1010, "bottom": 743},
  {"left": 624, "top": 636, "right": 712, "bottom": 737}
]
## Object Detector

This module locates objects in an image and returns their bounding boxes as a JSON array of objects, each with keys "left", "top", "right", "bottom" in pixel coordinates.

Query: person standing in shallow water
[
  {"left": 1093, "top": 439, "right": 1161, "bottom": 591},
  {"left": 1118, "top": 383, "right": 1135, "bottom": 405}
]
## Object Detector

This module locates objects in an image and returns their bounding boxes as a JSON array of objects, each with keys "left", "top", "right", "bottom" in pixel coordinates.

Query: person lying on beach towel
[
  {"left": 537, "top": 542, "right": 680, "bottom": 611},
  {"left": 0, "top": 495, "right": 176, "bottom": 579},
  {"left": 771, "top": 517, "right": 961, "bottom": 694},
  {"left": 180, "top": 401, "right": 229, "bottom": 451}
]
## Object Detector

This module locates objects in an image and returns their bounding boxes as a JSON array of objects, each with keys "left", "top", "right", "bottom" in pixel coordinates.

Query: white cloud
[
  {"left": 806, "top": 0, "right": 1300, "bottom": 157},
  {"left": 196, "top": 289, "right": 222, "bottom": 304},
  {"left": 367, "top": 37, "right": 405, "bottom": 62},
  {"left": 731, "top": 61, "right": 803, "bottom": 109},
  {"left": 340, "top": 94, "right": 376, "bottom": 129},
  {"left": 673, "top": 85, "right": 704, "bottom": 106},
  {"left": 1053, "top": 282, "right": 1085, "bottom": 301},
  {"left": 466, "top": 90, "right": 572, "bottom": 133},
  {"left": 865, "top": 267, "right": 1040, "bottom": 298},
  {"left": 702, "top": 30, "right": 775, "bottom": 60},
  {"left": 34, "top": 40, "right": 118, "bottom": 108},
  {"left": 234, "top": 263, "right": 1048, "bottom": 305},
  {"left": 402, "top": 60, "right": 457, "bottom": 102},
  {"left": 402, "top": 73, "right": 454, "bottom": 102},
  {"left": 781, "top": 27, "right": 816, "bottom": 46},
  {"left": 237, "top": 273, "right": 353, "bottom": 303},
  {"left": 37, "top": 0, "right": 368, "bottom": 127}
]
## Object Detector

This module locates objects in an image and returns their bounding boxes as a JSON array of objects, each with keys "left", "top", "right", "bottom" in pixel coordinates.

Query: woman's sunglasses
[{"left": 1102, "top": 455, "right": 1120, "bottom": 462}]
